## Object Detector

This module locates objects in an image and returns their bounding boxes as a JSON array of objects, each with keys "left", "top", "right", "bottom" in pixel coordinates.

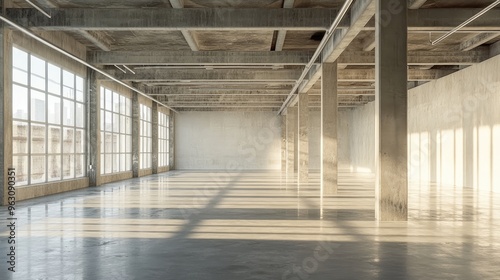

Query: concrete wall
[
  {"left": 175, "top": 111, "right": 281, "bottom": 170},
  {"left": 409, "top": 55, "right": 500, "bottom": 192},
  {"left": 309, "top": 109, "right": 351, "bottom": 171},
  {"left": 348, "top": 102, "right": 376, "bottom": 173}
]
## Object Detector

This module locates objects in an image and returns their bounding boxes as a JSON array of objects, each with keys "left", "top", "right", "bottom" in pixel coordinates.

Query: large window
[
  {"left": 158, "top": 112, "right": 170, "bottom": 167},
  {"left": 12, "top": 47, "right": 86, "bottom": 186},
  {"left": 100, "top": 87, "right": 132, "bottom": 174},
  {"left": 140, "top": 104, "right": 152, "bottom": 169}
]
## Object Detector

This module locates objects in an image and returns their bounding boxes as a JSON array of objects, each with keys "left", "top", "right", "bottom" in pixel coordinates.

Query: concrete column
[
  {"left": 87, "top": 69, "right": 99, "bottom": 186},
  {"left": 286, "top": 107, "right": 297, "bottom": 175},
  {"left": 132, "top": 92, "right": 140, "bottom": 177},
  {"left": 281, "top": 115, "right": 286, "bottom": 172},
  {"left": 0, "top": 21, "right": 11, "bottom": 205},
  {"left": 298, "top": 91, "right": 309, "bottom": 183},
  {"left": 375, "top": 0, "right": 408, "bottom": 221},
  {"left": 169, "top": 112, "right": 175, "bottom": 169},
  {"left": 151, "top": 102, "right": 158, "bottom": 174},
  {"left": 321, "top": 62, "right": 338, "bottom": 194}
]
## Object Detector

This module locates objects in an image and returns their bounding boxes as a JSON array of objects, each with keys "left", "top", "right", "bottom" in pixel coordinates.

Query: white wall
[
  {"left": 409, "top": 55, "right": 500, "bottom": 191},
  {"left": 175, "top": 111, "right": 281, "bottom": 170},
  {"left": 348, "top": 102, "right": 375, "bottom": 173}
]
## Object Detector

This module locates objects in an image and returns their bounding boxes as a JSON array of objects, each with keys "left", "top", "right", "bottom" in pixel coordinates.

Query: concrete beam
[
  {"left": 274, "top": 0, "right": 295, "bottom": 51},
  {"left": 362, "top": 34, "right": 376, "bottom": 52},
  {"left": 100, "top": 69, "right": 302, "bottom": 81},
  {"left": 490, "top": 40, "right": 500, "bottom": 57},
  {"left": 88, "top": 50, "right": 313, "bottom": 65},
  {"left": 460, "top": 33, "right": 500, "bottom": 51},
  {"left": 338, "top": 49, "right": 489, "bottom": 66},
  {"left": 408, "top": 0, "right": 428, "bottom": 9},
  {"left": 77, "top": 30, "right": 111, "bottom": 51},
  {"left": 169, "top": 0, "right": 200, "bottom": 51},
  {"left": 7, "top": 8, "right": 342, "bottom": 30}
]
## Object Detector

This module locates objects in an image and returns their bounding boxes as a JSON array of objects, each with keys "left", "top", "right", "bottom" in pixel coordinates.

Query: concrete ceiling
[{"left": 7, "top": 0, "right": 500, "bottom": 111}]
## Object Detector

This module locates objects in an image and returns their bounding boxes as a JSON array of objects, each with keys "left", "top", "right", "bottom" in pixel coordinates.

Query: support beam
[
  {"left": 375, "top": 0, "right": 408, "bottom": 221},
  {"left": 460, "top": 33, "right": 500, "bottom": 51},
  {"left": 321, "top": 62, "right": 338, "bottom": 195},
  {"left": 100, "top": 69, "right": 302, "bottom": 82},
  {"left": 132, "top": 93, "right": 140, "bottom": 177},
  {"left": 286, "top": 107, "right": 297, "bottom": 175},
  {"left": 490, "top": 39, "right": 500, "bottom": 57},
  {"left": 274, "top": 0, "right": 295, "bottom": 51},
  {"left": 77, "top": 30, "right": 111, "bottom": 51},
  {"left": 362, "top": 34, "right": 376, "bottom": 51},
  {"left": 151, "top": 102, "right": 159, "bottom": 174},
  {"left": 88, "top": 50, "right": 313, "bottom": 65},
  {"left": 7, "top": 8, "right": 342, "bottom": 30},
  {"left": 408, "top": 0, "right": 428, "bottom": 9},
  {"left": 169, "top": 0, "right": 199, "bottom": 51},
  {"left": 297, "top": 91, "right": 309, "bottom": 183},
  {"left": 88, "top": 69, "right": 99, "bottom": 186}
]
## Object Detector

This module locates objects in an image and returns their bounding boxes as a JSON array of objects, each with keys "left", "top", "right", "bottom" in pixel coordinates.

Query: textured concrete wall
[
  {"left": 409, "top": 55, "right": 500, "bottom": 192},
  {"left": 348, "top": 102, "right": 376, "bottom": 173},
  {"left": 309, "top": 109, "right": 351, "bottom": 171},
  {"left": 175, "top": 111, "right": 281, "bottom": 170}
]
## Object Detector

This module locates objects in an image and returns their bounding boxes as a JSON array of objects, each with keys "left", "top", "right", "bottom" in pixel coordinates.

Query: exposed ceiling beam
[
  {"left": 88, "top": 50, "right": 313, "bottom": 65},
  {"left": 169, "top": 0, "right": 199, "bottom": 51},
  {"left": 274, "top": 0, "right": 295, "bottom": 51},
  {"left": 99, "top": 69, "right": 302, "bottom": 81},
  {"left": 7, "top": 8, "right": 341, "bottom": 31},
  {"left": 296, "top": 0, "right": 375, "bottom": 97},
  {"left": 490, "top": 39, "right": 500, "bottom": 57},
  {"left": 76, "top": 30, "right": 111, "bottom": 51},
  {"left": 408, "top": 0, "right": 428, "bottom": 9},
  {"left": 361, "top": 34, "right": 376, "bottom": 52},
  {"left": 101, "top": 68, "right": 454, "bottom": 82},
  {"left": 460, "top": 33, "right": 500, "bottom": 51}
]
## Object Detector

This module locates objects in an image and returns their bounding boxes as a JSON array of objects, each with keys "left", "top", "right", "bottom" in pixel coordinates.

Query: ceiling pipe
[
  {"left": 432, "top": 0, "right": 500, "bottom": 45},
  {"left": 0, "top": 15, "right": 179, "bottom": 113},
  {"left": 113, "top": 65, "right": 126, "bottom": 73},
  {"left": 122, "top": 65, "right": 136, "bottom": 74},
  {"left": 24, "top": 0, "right": 52, "bottom": 18},
  {"left": 277, "top": 0, "right": 355, "bottom": 115}
]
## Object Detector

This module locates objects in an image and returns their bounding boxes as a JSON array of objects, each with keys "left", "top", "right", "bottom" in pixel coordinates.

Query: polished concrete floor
[{"left": 1, "top": 171, "right": 500, "bottom": 279}]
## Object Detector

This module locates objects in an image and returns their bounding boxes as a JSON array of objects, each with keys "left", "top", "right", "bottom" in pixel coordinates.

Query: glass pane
[
  {"left": 31, "top": 124, "right": 46, "bottom": 154},
  {"left": 12, "top": 85, "right": 28, "bottom": 120},
  {"left": 76, "top": 76, "right": 84, "bottom": 102},
  {"left": 76, "top": 103, "right": 85, "bottom": 128},
  {"left": 31, "top": 89, "right": 46, "bottom": 122},
  {"left": 126, "top": 135, "right": 131, "bottom": 153},
  {"left": 63, "top": 128, "right": 74, "bottom": 154},
  {"left": 120, "top": 134, "right": 126, "bottom": 153},
  {"left": 112, "top": 153, "right": 119, "bottom": 173},
  {"left": 75, "top": 129, "right": 84, "bottom": 154},
  {"left": 125, "top": 117, "right": 132, "bottom": 135},
  {"left": 31, "top": 155, "right": 46, "bottom": 183},
  {"left": 105, "top": 89, "right": 112, "bottom": 111},
  {"left": 48, "top": 155, "right": 61, "bottom": 181},
  {"left": 48, "top": 63, "right": 61, "bottom": 95},
  {"left": 31, "top": 56, "right": 46, "bottom": 91},
  {"left": 100, "top": 110, "right": 105, "bottom": 132},
  {"left": 126, "top": 154, "right": 131, "bottom": 171},
  {"left": 120, "top": 95, "right": 126, "bottom": 115},
  {"left": 105, "top": 154, "right": 112, "bottom": 174},
  {"left": 100, "top": 87, "right": 105, "bottom": 109},
  {"left": 105, "top": 111, "right": 112, "bottom": 132},
  {"left": 113, "top": 113, "right": 119, "bottom": 133},
  {"left": 12, "top": 156, "right": 28, "bottom": 186},
  {"left": 105, "top": 132, "right": 112, "bottom": 157},
  {"left": 75, "top": 154, "right": 85, "bottom": 177},
  {"left": 12, "top": 121, "right": 29, "bottom": 154},
  {"left": 63, "top": 70, "right": 74, "bottom": 98},
  {"left": 125, "top": 98, "right": 131, "bottom": 116},
  {"left": 113, "top": 92, "right": 119, "bottom": 113},
  {"left": 100, "top": 131, "right": 105, "bottom": 154},
  {"left": 100, "top": 154, "right": 105, "bottom": 175},
  {"left": 13, "top": 68, "right": 28, "bottom": 85},
  {"left": 63, "top": 99, "right": 75, "bottom": 126},
  {"left": 13, "top": 47, "right": 28, "bottom": 70},
  {"left": 120, "top": 115, "right": 126, "bottom": 134},
  {"left": 120, "top": 154, "right": 126, "bottom": 172},
  {"left": 47, "top": 95, "right": 61, "bottom": 124},
  {"left": 112, "top": 134, "right": 119, "bottom": 153},
  {"left": 63, "top": 154, "right": 74, "bottom": 179},
  {"left": 31, "top": 74, "right": 45, "bottom": 91},
  {"left": 63, "top": 86, "right": 74, "bottom": 99},
  {"left": 48, "top": 126, "right": 61, "bottom": 154}
]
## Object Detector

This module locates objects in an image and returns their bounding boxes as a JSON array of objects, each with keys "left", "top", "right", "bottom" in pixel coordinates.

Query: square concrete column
[
  {"left": 87, "top": 69, "right": 99, "bottom": 186},
  {"left": 286, "top": 107, "right": 297, "bottom": 175},
  {"left": 298, "top": 91, "right": 309, "bottom": 183},
  {"left": 169, "top": 113, "right": 175, "bottom": 169},
  {"left": 375, "top": 0, "right": 408, "bottom": 221},
  {"left": 0, "top": 24, "right": 11, "bottom": 205},
  {"left": 151, "top": 102, "right": 158, "bottom": 174},
  {"left": 321, "top": 62, "right": 338, "bottom": 194},
  {"left": 132, "top": 92, "right": 140, "bottom": 177},
  {"left": 281, "top": 115, "right": 286, "bottom": 172}
]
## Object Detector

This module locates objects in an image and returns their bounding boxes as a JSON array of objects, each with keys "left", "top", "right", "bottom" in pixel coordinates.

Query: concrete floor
[{"left": 1, "top": 171, "right": 499, "bottom": 279}]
